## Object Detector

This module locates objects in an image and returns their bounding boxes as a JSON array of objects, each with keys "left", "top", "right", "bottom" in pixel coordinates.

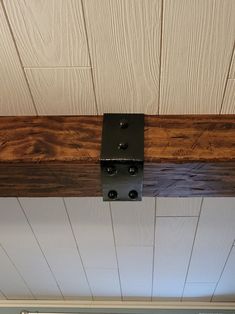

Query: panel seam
[
  {"left": 157, "top": 0, "right": 164, "bottom": 115},
  {"left": 1, "top": 0, "right": 39, "bottom": 115},
  {"left": 80, "top": 0, "right": 99, "bottom": 115},
  {"left": 219, "top": 40, "right": 235, "bottom": 114}
]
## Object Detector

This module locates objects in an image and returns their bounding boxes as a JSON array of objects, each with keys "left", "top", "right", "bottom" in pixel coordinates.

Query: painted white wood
[
  {"left": 187, "top": 198, "right": 235, "bottom": 283},
  {"left": 183, "top": 283, "right": 216, "bottom": 301},
  {"left": 156, "top": 198, "right": 202, "bottom": 217},
  {"left": 111, "top": 198, "right": 155, "bottom": 246},
  {"left": 25, "top": 68, "right": 96, "bottom": 115},
  {"left": 0, "top": 246, "right": 32, "bottom": 299},
  {"left": 152, "top": 217, "right": 198, "bottom": 300},
  {"left": 19, "top": 198, "right": 92, "bottom": 300},
  {"left": 0, "top": 198, "right": 62, "bottom": 299},
  {"left": 4, "top": 0, "right": 90, "bottom": 67},
  {"left": 83, "top": 0, "right": 161, "bottom": 114},
  {"left": 213, "top": 247, "right": 235, "bottom": 302},
  {"left": 64, "top": 198, "right": 117, "bottom": 269},
  {"left": 86, "top": 269, "right": 121, "bottom": 300},
  {"left": 0, "top": 2, "right": 35, "bottom": 115},
  {"left": 221, "top": 79, "right": 235, "bottom": 114},
  {"left": 117, "top": 246, "right": 153, "bottom": 300},
  {"left": 160, "top": 0, "right": 235, "bottom": 114}
]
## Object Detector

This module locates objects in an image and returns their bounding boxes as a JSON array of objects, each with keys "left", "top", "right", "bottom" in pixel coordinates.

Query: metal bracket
[{"left": 100, "top": 113, "right": 144, "bottom": 201}]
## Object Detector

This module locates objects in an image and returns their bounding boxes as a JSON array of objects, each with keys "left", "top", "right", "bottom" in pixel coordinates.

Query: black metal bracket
[{"left": 100, "top": 114, "right": 144, "bottom": 201}]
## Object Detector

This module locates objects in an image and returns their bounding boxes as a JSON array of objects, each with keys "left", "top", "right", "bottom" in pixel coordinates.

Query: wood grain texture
[
  {"left": 19, "top": 197, "right": 92, "bottom": 300},
  {"left": 187, "top": 198, "right": 235, "bottom": 283},
  {"left": 4, "top": 0, "right": 89, "bottom": 67},
  {"left": 156, "top": 198, "right": 202, "bottom": 217},
  {"left": 221, "top": 79, "right": 235, "bottom": 114},
  {"left": 152, "top": 217, "right": 197, "bottom": 300},
  {"left": 0, "top": 2, "right": 35, "bottom": 115},
  {"left": 83, "top": 0, "right": 161, "bottom": 114},
  {"left": 160, "top": 0, "right": 235, "bottom": 114},
  {"left": 25, "top": 68, "right": 97, "bottom": 115},
  {"left": 1, "top": 115, "right": 235, "bottom": 196}
]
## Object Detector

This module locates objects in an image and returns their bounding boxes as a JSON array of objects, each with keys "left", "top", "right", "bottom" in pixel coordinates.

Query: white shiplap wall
[{"left": 0, "top": 197, "right": 234, "bottom": 301}]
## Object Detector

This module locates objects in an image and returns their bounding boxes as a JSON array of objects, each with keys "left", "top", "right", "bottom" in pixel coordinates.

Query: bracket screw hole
[
  {"left": 128, "top": 166, "right": 138, "bottom": 176},
  {"left": 129, "top": 190, "right": 138, "bottom": 200},
  {"left": 108, "top": 190, "right": 118, "bottom": 200},
  {"left": 118, "top": 142, "right": 128, "bottom": 150}
]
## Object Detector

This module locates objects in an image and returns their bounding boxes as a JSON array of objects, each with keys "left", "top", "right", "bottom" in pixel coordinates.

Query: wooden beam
[{"left": 0, "top": 115, "right": 235, "bottom": 197}]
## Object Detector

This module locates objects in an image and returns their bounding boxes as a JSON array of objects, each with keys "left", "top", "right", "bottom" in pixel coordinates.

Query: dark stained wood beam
[{"left": 0, "top": 115, "right": 235, "bottom": 197}]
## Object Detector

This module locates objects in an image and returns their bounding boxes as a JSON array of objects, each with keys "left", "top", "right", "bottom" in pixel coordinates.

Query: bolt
[
  {"left": 128, "top": 166, "right": 138, "bottom": 176},
  {"left": 108, "top": 190, "right": 118, "bottom": 200},
  {"left": 106, "top": 166, "right": 117, "bottom": 175},
  {"left": 129, "top": 190, "right": 138, "bottom": 200},
  {"left": 118, "top": 142, "right": 128, "bottom": 150},
  {"left": 119, "top": 119, "right": 128, "bottom": 129}
]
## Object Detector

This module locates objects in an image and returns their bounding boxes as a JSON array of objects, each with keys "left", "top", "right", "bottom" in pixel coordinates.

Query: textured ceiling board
[
  {"left": 152, "top": 217, "right": 198, "bottom": 300},
  {"left": 187, "top": 198, "right": 235, "bottom": 283},
  {"left": 160, "top": 0, "right": 235, "bottom": 114},
  {"left": 183, "top": 283, "right": 216, "bottom": 302},
  {"left": 221, "top": 79, "right": 235, "bottom": 114},
  {"left": 111, "top": 198, "right": 155, "bottom": 246},
  {"left": 230, "top": 51, "right": 235, "bottom": 78},
  {"left": 0, "top": 198, "right": 62, "bottom": 299},
  {"left": 156, "top": 198, "right": 202, "bottom": 217},
  {"left": 213, "top": 247, "right": 235, "bottom": 302},
  {"left": 25, "top": 68, "right": 97, "bottom": 114},
  {"left": 0, "top": 2, "right": 35, "bottom": 115},
  {"left": 19, "top": 198, "right": 92, "bottom": 300},
  {"left": 117, "top": 246, "right": 153, "bottom": 300},
  {"left": 83, "top": 0, "right": 161, "bottom": 114},
  {"left": 4, "top": 0, "right": 90, "bottom": 67}
]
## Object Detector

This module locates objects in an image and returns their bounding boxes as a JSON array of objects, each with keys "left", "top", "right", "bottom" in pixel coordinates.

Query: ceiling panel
[
  {"left": 0, "top": 2, "right": 35, "bottom": 115},
  {"left": 152, "top": 217, "right": 198, "bottom": 300},
  {"left": 187, "top": 198, "right": 235, "bottom": 283},
  {"left": 83, "top": 0, "right": 161, "bottom": 114},
  {"left": 213, "top": 246, "right": 235, "bottom": 302},
  {"left": 156, "top": 198, "right": 202, "bottom": 217},
  {"left": 4, "top": 0, "right": 90, "bottom": 67},
  {"left": 182, "top": 283, "right": 216, "bottom": 302},
  {"left": 0, "top": 197, "right": 234, "bottom": 301},
  {"left": 0, "top": 198, "right": 62, "bottom": 299},
  {"left": 111, "top": 198, "right": 155, "bottom": 246},
  {"left": 0, "top": 246, "right": 33, "bottom": 299},
  {"left": 117, "top": 246, "right": 153, "bottom": 300},
  {"left": 221, "top": 79, "right": 235, "bottom": 114},
  {"left": 25, "top": 68, "right": 97, "bottom": 114},
  {"left": 19, "top": 198, "right": 92, "bottom": 300},
  {"left": 160, "top": 0, "right": 235, "bottom": 114}
]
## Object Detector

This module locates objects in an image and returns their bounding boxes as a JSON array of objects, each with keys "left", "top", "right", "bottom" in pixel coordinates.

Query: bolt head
[
  {"left": 118, "top": 142, "right": 128, "bottom": 150},
  {"left": 108, "top": 190, "right": 118, "bottom": 200},
  {"left": 119, "top": 119, "right": 129, "bottom": 129},
  {"left": 106, "top": 166, "right": 117, "bottom": 175},
  {"left": 128, "top": 166, "right": 138, "bottom": 176},
  {"left": 129, "top": 190, "right": 138, "bottom": 200}
]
